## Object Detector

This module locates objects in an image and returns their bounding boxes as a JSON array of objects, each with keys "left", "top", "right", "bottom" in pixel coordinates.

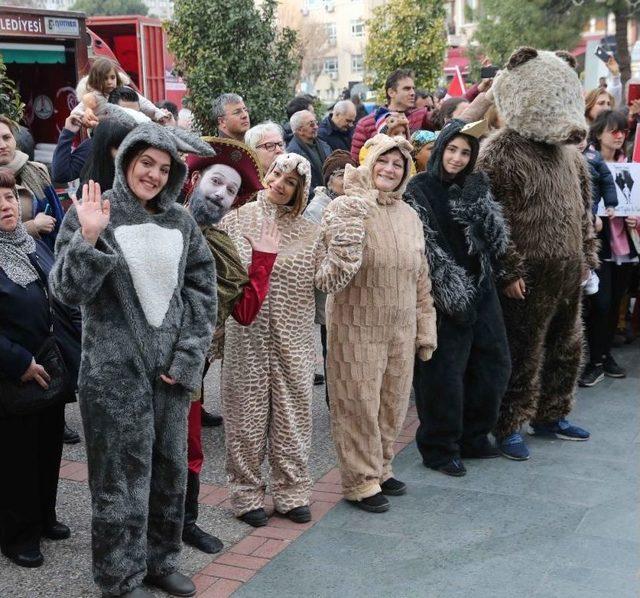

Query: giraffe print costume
[{"left": 219, "top": 153, "right": 362, "bottom": 516}]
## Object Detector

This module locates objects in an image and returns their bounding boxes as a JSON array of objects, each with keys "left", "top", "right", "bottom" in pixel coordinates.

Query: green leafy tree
[
  {"left": 69, "top": 0, "right": 148, "bottom": 17},
  {"left": 0, "top": 55, "right": 25, "bottom": 123},
  {"left": 471, "top": 0, "right": 588, "bottom": 67},
  {"left": 365, "top": 0, "right": 447, "bottom": 102},
  {"left": 167, "top": 0, "right": 300, "bottom": 133}
]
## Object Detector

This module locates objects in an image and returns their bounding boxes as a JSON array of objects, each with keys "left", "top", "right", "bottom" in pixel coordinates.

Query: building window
[
  {"left": 325, "top": 22, "right": 337, "bottom": 45},
  {"left": 351, "top": 19, "right": 365, "bottom": 37},
  {"left": 324, "top": 57, "right": 338, "bottom": 74},
  {"left": 351, "top": 54, "right": 364, "bottom": 73}
]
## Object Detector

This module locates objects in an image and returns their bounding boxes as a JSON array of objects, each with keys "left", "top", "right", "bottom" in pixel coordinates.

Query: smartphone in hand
[
  {"left": 480, "top": 65, "right": 498, "bottom": 79},
  {"left": 595, "top": 46, "right": 611, "bottom": 64}
]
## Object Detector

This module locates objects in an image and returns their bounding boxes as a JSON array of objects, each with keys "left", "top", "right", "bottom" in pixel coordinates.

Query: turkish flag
[{"left": 446, "top": 66, "right": 466, "bottom": 98}]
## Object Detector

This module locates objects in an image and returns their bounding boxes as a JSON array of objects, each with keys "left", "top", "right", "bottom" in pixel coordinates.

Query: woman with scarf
[
  {"left": 0, "top": 116, "right": 64, "bottom": 248},
  {"left": 322, "top": 134, "right": 437, "bottom": 513},
  {"left": 50, "top": 123, "right": 217, "bottom": 598},
  {"left": 220, "top": 152, "right": 365, "bottom": 527},
  {"left": 0, "top": 169, "right": 80, "bottom": 569},
  {"left": 404, "top": 119, "right": 511, "bottom": 477}
]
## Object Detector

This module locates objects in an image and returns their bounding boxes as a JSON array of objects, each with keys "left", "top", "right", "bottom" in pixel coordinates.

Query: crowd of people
[{"left": 0, "top": 47, "right": 638, "bottom": 598}]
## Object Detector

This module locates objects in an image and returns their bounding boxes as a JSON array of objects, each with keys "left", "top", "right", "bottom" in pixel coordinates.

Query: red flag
[
  {"left": 632, "top": 122, "right": 640, "bottom": 162},
  {"left": 446, "top": 66, "right": 465, "bottom": 98}
]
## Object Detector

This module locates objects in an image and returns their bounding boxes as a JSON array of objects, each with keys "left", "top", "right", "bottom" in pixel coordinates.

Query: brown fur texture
[
  {"left": 478, "top": 128, "right": 599, "bottom": 285},
  {"left": 494, "top": 48, "right": 586, "bottom": 145},
  {"left": 478, "top": 127, "right": 598, "bottom": 436}
]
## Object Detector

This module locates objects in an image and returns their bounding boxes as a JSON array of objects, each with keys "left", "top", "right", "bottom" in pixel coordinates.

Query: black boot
[
  {"left": 201, "top": 407, "right": 223, "bottom": 427},
  {"left": 182, "top": 472, "right": 223, "bottom": 554},
  {"left": 63, "top": 422, "right": 80, "bottom": 445}
]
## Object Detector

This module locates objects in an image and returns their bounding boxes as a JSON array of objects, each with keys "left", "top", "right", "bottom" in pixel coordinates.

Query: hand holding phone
[{"left": 595, "top": 46, "right": 611, "bottom": 64}]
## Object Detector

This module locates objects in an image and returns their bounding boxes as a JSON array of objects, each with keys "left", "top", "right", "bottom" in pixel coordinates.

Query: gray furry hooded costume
[
  {"left": 405, "top": 120, "right": 512, "bottom": 468},
  {"left": 476, "top": 48, "right": 599, "bottom": 441},
  {"left": 50, "top": 122, "right": 217, "bottom": 596}
]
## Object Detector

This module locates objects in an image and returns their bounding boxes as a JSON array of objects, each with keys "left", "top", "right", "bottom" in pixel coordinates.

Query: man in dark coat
[
  {"left": 317, "top": 100, "right": 356, "bottom": 152},
  {"left": 286, "top": 110, "right": 331, "bottom": 199}
]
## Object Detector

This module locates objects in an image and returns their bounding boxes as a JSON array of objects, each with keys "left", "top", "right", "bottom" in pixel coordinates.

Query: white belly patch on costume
[{"left": 114, "top": 223, "right": 184, "bottom": 327}]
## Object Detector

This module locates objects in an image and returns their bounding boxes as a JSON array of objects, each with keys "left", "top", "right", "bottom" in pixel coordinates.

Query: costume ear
[
  {"left": 506, "top": 47, "right": 538, "bottom": 70},
  {"left": 164, "top": 126, "right": 216, "bottom": 156},
  {"left": 101, "top": 103, "right": 150, "bottom": 127},
  {"left": 555, "top": 50, "right": 577, "bottom": 70}
]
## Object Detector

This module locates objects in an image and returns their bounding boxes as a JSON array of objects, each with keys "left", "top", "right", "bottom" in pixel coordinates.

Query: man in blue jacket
[{"left": 317, "top": 100, "right": 356, "bottom": 152}]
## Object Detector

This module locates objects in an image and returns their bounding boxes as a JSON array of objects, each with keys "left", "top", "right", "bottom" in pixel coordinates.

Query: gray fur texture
[
  {"left": 404, "top": 170, "right": 509, "bottom": 319},
  {"left": 50, "top": 123, "right": 217, "bottom": 595}
]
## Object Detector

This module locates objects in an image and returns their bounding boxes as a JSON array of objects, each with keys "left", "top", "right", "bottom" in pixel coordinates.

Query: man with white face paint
[{"left": 182, "top": 137, "right": 280, "bottom": 554}]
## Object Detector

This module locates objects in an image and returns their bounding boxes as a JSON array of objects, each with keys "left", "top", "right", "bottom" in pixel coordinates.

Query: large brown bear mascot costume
[{"left": 477, "top": 47, "right": 600, "bottom": 460}]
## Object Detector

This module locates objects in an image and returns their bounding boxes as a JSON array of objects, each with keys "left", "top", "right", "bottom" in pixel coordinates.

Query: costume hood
[
  {"left": 493, "top": 47, "right": 587, "bottom": 145},
  {"left": 266, "top": 152, "right": 312, "bottom": 212},
  {"left": 112, "top": 122, "right": 214, "bottom": 213},
  {"left": 427, "top": 119, "right": 479, "bottom": 183},
  {"left": 344, "top": 134, "right": 413, "bottom": 204}
]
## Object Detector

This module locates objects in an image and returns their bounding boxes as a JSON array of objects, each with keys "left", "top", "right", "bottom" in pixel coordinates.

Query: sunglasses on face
[{"left": 610, "top": 129, "right": 627, "bottom": 137}]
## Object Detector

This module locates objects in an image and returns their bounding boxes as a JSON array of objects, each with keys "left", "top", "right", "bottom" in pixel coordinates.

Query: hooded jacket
[
  {"left": 50, "top": 123, "right": 217, "bottom": 393},
  {"left": 404, "top": 120, "right": 509, "bottom": 321}
]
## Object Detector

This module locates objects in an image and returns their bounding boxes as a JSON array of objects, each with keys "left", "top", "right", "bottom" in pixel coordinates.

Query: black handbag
[{"left": 0, "top": 262, "right": 71, "bottom": 417}]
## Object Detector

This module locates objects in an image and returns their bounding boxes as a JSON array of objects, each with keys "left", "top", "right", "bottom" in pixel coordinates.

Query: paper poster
[{"left": 596, "top": 162, "right": 640, "bottom": 216}]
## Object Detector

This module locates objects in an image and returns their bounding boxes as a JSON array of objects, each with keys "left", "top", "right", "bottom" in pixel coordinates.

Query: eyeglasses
[
  {"left": 256, "top": 141, "right": 285, "bottom": 152},
  {"left": 610, "top": 129, "right": 627, "bottom": 137}
]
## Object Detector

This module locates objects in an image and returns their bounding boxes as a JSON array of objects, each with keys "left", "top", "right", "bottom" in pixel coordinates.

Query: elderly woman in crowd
[
  {"left": 0, "top": 116, "right": 63, "bottom": 246},
  {"left": 244, "top": 121, "right": 286, "bottom": 177},
  {"left": 50, "top": 123, "right": 217, "bottom": 598},
  {"left": 220, "top": 152, "right": 364, "bottom": 527},
  {"left": 0, "top": 169, "right": 80, "bottom": 569},
  {"left": 320, "top": 135, "right": 437, "bottom": 512}
]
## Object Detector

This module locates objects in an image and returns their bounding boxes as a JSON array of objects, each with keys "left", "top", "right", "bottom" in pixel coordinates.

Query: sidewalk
[
  {"left": 0, "top": 344, "right": 637, "bottom": 597},
  {"left": 235, "top": 343, "right": 639, "bottom": 598}
]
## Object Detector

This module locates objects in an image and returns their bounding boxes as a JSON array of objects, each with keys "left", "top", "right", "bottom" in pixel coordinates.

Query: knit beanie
[{"left": 322, "top": 149, "right": 358, "bottom": 185}]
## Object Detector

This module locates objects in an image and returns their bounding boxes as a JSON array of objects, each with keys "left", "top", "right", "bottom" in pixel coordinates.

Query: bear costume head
[{"left": 493, "top": 47, "right": 587, "bottom": 146}]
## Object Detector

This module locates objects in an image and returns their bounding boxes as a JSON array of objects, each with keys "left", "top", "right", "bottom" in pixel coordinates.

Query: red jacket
[{"left": 350, "top": 84, "right": 480, "bottom": 162}]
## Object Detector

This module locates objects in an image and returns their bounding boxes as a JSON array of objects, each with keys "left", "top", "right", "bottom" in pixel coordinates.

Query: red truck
[{"left": 87, "top": 15, "right": 186, "bottom": 106}]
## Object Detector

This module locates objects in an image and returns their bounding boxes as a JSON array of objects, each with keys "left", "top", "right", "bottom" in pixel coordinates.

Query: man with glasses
[
  {"left": 212, "top": 93, "right": 251, "bottom": 142},
  {"left": 318, "top": 100, "right": 357, "bottom": 152},
  {"left": 286, "top": 110, "right": 332, "bottom": 200},
  {"left": 245, "top": 121, "right": 286, "bottom": 175}
]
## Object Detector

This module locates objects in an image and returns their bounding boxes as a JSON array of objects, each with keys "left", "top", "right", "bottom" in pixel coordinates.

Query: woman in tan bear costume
[
  {"left": 477, "top": 47, "right": 600, "bottom": 461},
  {"left": 322, "top": 134, "right": 437, "bottom": 513}
]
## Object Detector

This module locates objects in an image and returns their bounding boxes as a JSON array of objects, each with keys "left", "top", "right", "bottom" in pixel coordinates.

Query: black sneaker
[
  {"left": 347, "top": 492, "right": 390, "bottom": 513},
  {"left": 603, "top": 354, "right": 626, "bottom": 378},
  {"left": 578, "top": 363, "right": 605, "bottom": 387},
  {"left": 284, "top": 505, "right": 311, "bottom": 523},
  {"left": 238, "top": 508, "right": 268, "bottom": 527},
  {"left": 460, "top": 441, "right": 500, "bottom": 459},
  {"left": 201, "top": 408, "right": 223, "bottom": 427},
  {"left": 63, "top": 423, "right": 81, "bottom": 445},
  {"left": 428, "top": 458, "right": 467, "bottom": 477},
  {"left": 314, "top": 373, "right": 325, "bottom": 386},
  {"left": 380, "top": 477, "right": 407, "bottom": 495}
]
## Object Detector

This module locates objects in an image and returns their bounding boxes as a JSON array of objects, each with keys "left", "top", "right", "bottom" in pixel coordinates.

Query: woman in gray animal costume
[{"left": 50, "top": 123, "right": 217, "bottom": 598}]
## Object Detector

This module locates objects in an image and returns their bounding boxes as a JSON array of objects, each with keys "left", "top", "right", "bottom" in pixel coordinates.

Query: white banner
[{"left": 597, "top": 162, "right": 640, "bottom": 216}]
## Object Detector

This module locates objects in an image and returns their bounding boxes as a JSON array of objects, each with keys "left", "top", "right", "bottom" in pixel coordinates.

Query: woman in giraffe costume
[{"left": 219, "top": 152, "right": 364, "bottom": 527}]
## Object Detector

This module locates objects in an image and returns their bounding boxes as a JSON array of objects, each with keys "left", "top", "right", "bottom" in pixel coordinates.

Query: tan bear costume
[
  {"left": 220, "top": 153, "right": 364, "bottom": 517},
  {"left": 320, "top": 135, "right": 437, "bottom": 501},
  {"left": 477, "top": 48, "right": 599, "bottom": 448}
]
